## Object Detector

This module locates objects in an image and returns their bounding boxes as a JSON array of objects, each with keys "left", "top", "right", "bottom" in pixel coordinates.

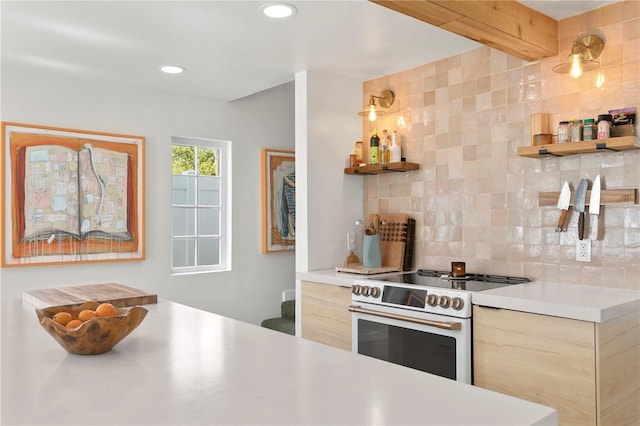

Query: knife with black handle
[{"left": 574, "top": 179, "right": 588, "bottom": 240}]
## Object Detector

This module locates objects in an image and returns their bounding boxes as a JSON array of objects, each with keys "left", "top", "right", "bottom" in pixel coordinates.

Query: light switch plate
[{"left": 576, "top": 240, "right": 591, "bottom": 262}]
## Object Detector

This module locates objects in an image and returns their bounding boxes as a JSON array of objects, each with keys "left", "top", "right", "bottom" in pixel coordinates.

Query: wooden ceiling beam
[{"left": 369, "top": 0, "right": 558, "bottom": 62}]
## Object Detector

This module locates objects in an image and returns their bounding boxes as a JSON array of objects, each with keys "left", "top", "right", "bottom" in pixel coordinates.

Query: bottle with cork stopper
[{"left": 369, "top": 129, "right": 380, "bottom": 165}]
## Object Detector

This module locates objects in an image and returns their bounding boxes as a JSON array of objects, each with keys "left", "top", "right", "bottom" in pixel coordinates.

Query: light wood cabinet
[
  {"left": 473, "top": 305, "right": 639, "bottom": 426},
  {"left": 300, "top": 281, "right": 352, "bottom": 351}
]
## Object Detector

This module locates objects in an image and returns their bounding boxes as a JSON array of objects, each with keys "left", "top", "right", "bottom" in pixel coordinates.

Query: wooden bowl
[{"left": 36, "top": 301, "right": 148, "bottom": 355}]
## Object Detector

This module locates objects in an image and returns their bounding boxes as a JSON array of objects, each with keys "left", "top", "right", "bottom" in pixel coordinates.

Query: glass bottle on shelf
[
  {"left": 390, "top": 131, "right": 401, "bottom": 162},
  {"left": 380, "top": 129, "right": 391, "bottom": 164},
  {"left": 369, "top": 129, "right": 380, "bottom": 165}
]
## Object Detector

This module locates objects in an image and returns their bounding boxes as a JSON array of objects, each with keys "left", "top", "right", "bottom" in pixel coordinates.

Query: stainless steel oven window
[
  {"left": 351, "top": 308, "right": 471, "bottom": 384},
  {"left": 358, "top": 319, "right": 457, "bottom": 379}
]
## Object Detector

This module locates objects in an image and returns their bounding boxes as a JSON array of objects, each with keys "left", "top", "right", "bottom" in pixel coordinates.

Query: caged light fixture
[
  {"left": 552, "top": 34, "right": 605, "bottom": 85},
  {"left": 358, "top": 90, "right": 395, "bottom": 122}
]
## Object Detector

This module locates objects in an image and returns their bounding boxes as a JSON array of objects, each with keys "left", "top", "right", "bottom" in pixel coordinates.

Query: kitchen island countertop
[{"left": 2, "top": 298, "right": 556, "bottom": 425}]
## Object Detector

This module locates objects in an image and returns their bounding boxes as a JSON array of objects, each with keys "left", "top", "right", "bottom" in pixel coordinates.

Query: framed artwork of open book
[{"left": 2, "top": 122, "right": 145, "bottom": 266}]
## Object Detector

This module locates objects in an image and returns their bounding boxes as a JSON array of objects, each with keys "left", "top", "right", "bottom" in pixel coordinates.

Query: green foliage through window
[{"left": 172, "top": 145, "right": 218, "bottom": 176}]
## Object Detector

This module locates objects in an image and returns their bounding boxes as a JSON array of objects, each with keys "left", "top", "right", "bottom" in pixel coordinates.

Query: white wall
[
  {"left": 295, "top": 70, "right": 363, "bottom": 273},
  {"left": 1, "top": 65, "right": 296, "bottom": 325},
  {"left": 294, "top": 70, "right": 363, "bottom": 335}
]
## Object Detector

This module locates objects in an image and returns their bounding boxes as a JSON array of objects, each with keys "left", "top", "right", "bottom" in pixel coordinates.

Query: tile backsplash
[{"left": 362, "top": 1, "right": 639, "bottom": 289}]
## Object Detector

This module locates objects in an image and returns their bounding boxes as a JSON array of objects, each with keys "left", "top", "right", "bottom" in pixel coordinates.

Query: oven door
[{"left": 349, "top": 303, "right": 471, "bottom": 384}]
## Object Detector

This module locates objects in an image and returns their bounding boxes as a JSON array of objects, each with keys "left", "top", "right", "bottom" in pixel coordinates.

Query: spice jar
[
  {"left": 583, "top": 118, "right": 595, "bottom": 141},
  {"left": 354, "top": 141, "right": 363, "bottom": 163},
  {"left": 570, "top": 119, "right": 583, "bottom": 142},
  {"left": 597, "top": 114, "right": 612, "bottom": 139},
  {"left": 558, "top": 121, "right": 570, "bottom": 143}
]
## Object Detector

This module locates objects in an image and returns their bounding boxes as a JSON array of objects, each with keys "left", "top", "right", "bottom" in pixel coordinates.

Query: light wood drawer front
[
  {"left": 473, "top": 306, "right": 596, "bottom": 426},
  {"left": 301, "top": 281, "right": 352, "bottom": 351},
  {"left": 596, "top": 310, "right": 640, "bottom": 426}
]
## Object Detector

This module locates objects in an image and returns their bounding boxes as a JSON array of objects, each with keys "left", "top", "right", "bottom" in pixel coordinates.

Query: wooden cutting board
[
  {"left": 372, "top": 213, "right": 410, "bottom": 271},
  {"left": 23, "top": 283, "right": 157, "bottom": 309}
]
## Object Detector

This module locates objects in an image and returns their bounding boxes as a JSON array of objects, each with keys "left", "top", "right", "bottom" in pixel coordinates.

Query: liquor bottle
[
  {"left": 380, "top": 129, "right": 390, "bottom": 164},
  {"left": 390, "top": 130, "right": 401, "bottom": 163},
  {"left": 369, "top": 130, "right": 380, "bottom": 165}
]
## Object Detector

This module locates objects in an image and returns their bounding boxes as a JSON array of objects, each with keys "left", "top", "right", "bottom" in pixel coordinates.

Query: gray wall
[{"left": 1, "top": 65, "right": 296, "bottom": 325}]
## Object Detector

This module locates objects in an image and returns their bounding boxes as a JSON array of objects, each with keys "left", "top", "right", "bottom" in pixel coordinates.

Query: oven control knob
[
  {"left": 362, "top": 286, "right": 371, "bottom": 297},
  {"left": 352, "top": 285, "right": 361, "bottom": 296},
  {"left": 426, "top": 294, "right": 438, "bottom": 306},
  {"left": 451, "top": 297, "right": 465, "bottom": 310},
  {"left": 370, "top": 287, "right": 381, "bottom": 298},
  {"left": 438, "top": 295, "right": 451, "bottom": 308}
]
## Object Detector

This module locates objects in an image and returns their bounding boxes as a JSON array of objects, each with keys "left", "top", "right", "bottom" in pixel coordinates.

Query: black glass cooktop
[{"left": 374, "top": 269, "right": 529, "bottom": 292}]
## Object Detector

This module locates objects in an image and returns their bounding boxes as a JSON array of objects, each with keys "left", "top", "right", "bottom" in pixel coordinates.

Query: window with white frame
[{"left": 171, "top": 137, "right": 231, "bottom": 273}]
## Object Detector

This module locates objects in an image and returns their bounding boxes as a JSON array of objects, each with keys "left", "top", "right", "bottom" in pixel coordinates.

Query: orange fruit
[
  {"left": 78, "top": 309, "right": 96, "bottom": 322},
  {"left": 66, "top": 319, "right": 83, "bottom": 329},
  {"left": 52, "top": 311, "right": 73, "bottom": 326},
  {"left": 95, "top": 302, "right": 117, "bottom": 317}
]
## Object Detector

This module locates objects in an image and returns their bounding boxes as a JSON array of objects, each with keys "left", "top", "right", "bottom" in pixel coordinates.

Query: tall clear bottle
[
  {"left": 380, "top": 129, "right": 391, "bottom": 164},
  {"left": 390, "top": 131, "right": 401, "bottom": 163}
]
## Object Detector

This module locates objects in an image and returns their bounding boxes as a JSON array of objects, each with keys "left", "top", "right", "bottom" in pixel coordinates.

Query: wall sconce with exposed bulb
[
  {"left": 358, "top": 90, "right": 395, "bottom": 122},
  {"left": 552, "top": 34, "right": 605, "bottom": 83}
]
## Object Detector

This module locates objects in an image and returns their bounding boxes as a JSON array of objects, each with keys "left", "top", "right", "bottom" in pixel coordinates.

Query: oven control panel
[{"left": 352, "top": 281, "right": 472, "bottom": 318}]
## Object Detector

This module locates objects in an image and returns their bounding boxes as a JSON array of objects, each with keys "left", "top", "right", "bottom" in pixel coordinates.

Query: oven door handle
[{"left": 348, "top": 305, "right": 462, "bottom": 330}]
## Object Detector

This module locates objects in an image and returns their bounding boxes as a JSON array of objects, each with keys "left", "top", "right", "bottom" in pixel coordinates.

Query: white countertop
[
  {"left": 1, "top": 299, "right": 557, "bottom": 425},
  {"left": 472, "top": 281, "right": 640, "bottom": 323},
  {"left": 297, "top": 268, "right": 403, "bottom": 287},
  {"left": 299, "top": 269, "right": 640, "bottom": 323}
]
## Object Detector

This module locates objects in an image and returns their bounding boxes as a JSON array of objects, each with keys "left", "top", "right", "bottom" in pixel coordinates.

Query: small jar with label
[
  {"left": 597, "top": 114, "right": 612, "bottom": 139},
  {"left": 582, "top": 118, "right": 595, "bottom": 141},
  {"left": 354, "top": 141, "right": 363, "bottom": 163},
  {"left": 558, "top": 121, "right": 570, "bottom": 143},
  {"left": 570, "top": 119, "right": 583, "bottom": 142}
]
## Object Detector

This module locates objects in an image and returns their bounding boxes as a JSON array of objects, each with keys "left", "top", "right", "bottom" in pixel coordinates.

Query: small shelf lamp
[
  {"left": 552, "top": 34, "right": 605, "bottom": 80},
  {"left": 358, "top": 90, "right": 395, "bottom": 122}
]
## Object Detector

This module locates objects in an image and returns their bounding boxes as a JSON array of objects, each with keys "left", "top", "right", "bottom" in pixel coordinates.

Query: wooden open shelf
[
  {"left": 344, "top": 162, "right": 419, "bottom": 175},
  {"left": 517, "top": 136, "right": 639, "bottom": 158},
  {"left": 539, "top": 189, "right": 637, "bottom": 207}
]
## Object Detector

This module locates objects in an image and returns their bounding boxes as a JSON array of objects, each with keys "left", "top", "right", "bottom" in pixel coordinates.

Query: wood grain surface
[
  {"left": 23, "top": 283, "right": 157, "bottom": 308},
  {"left": 539, "top": 189, "right": 636, "bottom": 207},
  {"left": 373, "top": 213, "right": 409, "bottom": 272},
  {"left": 301, "top": 281, "right": 352, "bottom": 351}
]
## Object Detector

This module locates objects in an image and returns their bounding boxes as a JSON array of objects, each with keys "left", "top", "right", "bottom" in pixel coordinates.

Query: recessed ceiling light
[
  {"left": 160, "top": 65, "right": 186, "bottom": 74},
  {"left": 260, "top": 3, "right": 297, "bottom": 18}
]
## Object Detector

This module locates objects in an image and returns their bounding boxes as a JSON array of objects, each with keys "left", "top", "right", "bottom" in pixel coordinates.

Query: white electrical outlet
[
  {"left": 347, "top": 232, "right": 356, "bottom": 251},
  {"left": 576, "top": 240, "right": 591, "bottom": 262}
]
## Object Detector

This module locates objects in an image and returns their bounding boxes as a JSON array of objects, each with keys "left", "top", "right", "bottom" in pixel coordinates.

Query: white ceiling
[{"left": 1, "top": 1, "right": 615, "bottom": 103}]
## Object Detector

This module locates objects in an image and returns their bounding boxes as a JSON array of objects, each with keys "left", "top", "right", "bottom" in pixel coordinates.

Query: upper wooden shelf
[
  {"left": 344, "top": 162, "right": 420, "bottom": 175},
  {"left": 517, "top": 136, "right": 639, "bottom": 158}
]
